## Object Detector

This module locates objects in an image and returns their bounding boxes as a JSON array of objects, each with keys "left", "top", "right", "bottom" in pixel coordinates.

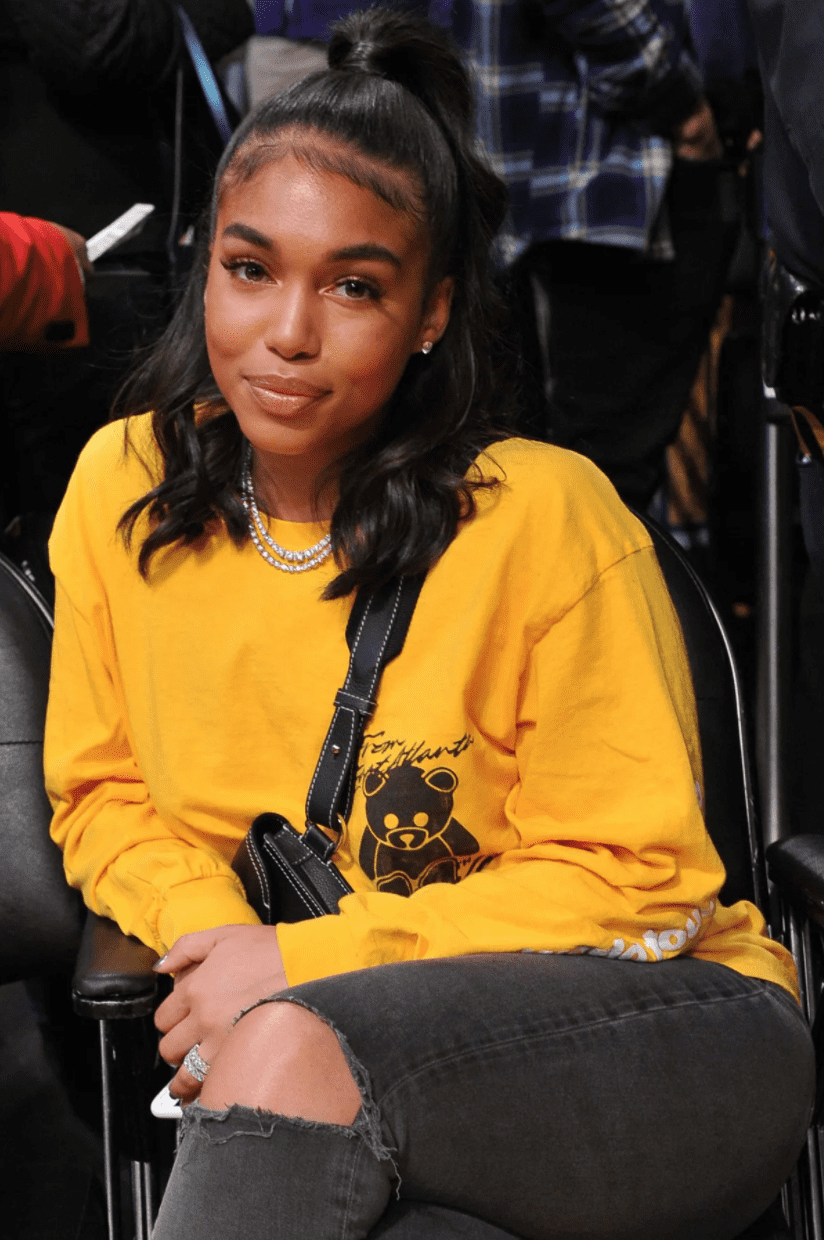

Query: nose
[{"left": 263, "top": 280, "right": 320, "bottom": 360}]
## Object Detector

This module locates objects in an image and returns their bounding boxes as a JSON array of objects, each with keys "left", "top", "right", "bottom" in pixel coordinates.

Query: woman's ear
[{"left": 417, "top": 277, "right": 454, "bottom": 352}]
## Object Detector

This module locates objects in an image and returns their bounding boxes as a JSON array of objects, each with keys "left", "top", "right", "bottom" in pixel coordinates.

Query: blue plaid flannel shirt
[{"left": 442, "top": 0, "right": 704, "bottom": 261}]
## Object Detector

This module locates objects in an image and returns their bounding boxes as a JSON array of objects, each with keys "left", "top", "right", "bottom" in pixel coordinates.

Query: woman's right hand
[{"left": 154, "top": 923, "right": 289, "bottom": 1104}]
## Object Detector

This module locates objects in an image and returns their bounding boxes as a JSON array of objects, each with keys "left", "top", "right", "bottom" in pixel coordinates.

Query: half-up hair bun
[{"left": 328, "top": 7, "right": 474, "bottom": 139}]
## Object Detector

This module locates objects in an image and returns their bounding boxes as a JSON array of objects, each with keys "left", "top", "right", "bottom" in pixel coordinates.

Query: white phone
[
  {"left": 86, "top": 203, "right": 155, "bottom": 263},
  {"left": 150, "top": 1082, "right": 183, "bottom": 1120}
]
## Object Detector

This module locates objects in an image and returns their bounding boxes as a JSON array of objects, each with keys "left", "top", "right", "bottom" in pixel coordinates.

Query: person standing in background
[
  {"left": 748, "top": 0, "right": 824, "bottom": 835},
  {"left": 449, "top": 0, "right": 735, "bottom": 512},
  {"left": 0, "top": 0, "right": 253, "bottom": 597}
]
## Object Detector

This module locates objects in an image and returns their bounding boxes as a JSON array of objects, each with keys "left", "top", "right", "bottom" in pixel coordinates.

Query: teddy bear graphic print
[{"left": 356, "top": 732, "right": 492, "bottom": 896}]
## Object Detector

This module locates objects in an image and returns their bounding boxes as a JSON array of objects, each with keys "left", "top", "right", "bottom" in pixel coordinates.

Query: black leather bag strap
[{"left": 305, "top": 574, "right": 425, "bottom": 844}]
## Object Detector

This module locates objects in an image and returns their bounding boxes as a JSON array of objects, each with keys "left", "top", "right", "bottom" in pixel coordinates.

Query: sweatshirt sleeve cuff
[
  {"left": 156, "top": 876, "right": 260, "bottom": 954},
  {"left": 276, "top": 914, "right": 365, "bottom": 986}
]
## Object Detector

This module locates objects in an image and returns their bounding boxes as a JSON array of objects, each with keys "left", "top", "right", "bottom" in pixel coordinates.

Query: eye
[
  {"left": 335, "top": 277, "right": 381, "bottom": 302},
  {"left": 221, "top": 258, "right": 269, "bottom": 284}
]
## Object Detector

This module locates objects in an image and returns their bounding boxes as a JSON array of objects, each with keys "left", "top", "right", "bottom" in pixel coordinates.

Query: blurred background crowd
[{"left": 1, "top": 0, "right": 822, "bottom": 1235}]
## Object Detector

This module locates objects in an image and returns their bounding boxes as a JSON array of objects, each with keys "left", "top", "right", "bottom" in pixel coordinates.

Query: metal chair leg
[
  {"left": 782, "top": 907, "right": 824, "bottom": 1240},
  {"left": 757, "top": 400, "right": 795, "bottom": 860},
  {"left": 130, "top": 1159, "right": 156, "bottom": 1240},
  {"left": 96, "top": 1013, "right": 166, "bottom": 1240},
  {"left": 99, "top": 1022, "right": 122, "bottom": 1240}
]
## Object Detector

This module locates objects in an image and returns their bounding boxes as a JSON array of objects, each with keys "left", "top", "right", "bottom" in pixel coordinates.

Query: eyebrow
[
  {"left": 328, "top": 244, "right": 401, "bottom": 268},
  {"left": 221, "top": 225, "right": 401, "bottom": 269},
  {"left": 222, "top": 223, "right": 272, "bottom": 249}
]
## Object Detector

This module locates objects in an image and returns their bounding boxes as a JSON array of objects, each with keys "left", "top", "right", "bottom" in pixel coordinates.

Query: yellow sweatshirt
[{"left": 46, "top": 414, "right": 798, "bottom": 997}]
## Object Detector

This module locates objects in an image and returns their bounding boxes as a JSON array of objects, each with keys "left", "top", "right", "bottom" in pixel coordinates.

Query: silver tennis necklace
[{"left": 240, "top": 444, "right": 332, "bottom": 574}]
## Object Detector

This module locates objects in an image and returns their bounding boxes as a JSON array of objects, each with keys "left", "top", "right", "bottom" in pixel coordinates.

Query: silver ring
[{"left": 183, "top": 1044, "right": 210, "bottom": 1083}]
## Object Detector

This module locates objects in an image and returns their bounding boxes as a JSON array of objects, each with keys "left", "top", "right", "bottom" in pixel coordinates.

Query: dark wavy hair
[{"left": 116, "top": 7, "right": 516, "bottom": 597}]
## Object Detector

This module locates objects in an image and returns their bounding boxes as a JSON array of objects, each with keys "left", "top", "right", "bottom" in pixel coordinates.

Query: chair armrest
[
  {"left": 72, "top": 911, "right": 159, "bottom": 1018},
  {"left": 767, "top": 835, "right": 824, "bottom": 930}
]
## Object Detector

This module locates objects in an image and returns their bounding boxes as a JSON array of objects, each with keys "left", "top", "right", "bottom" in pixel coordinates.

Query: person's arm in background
[
  {"left": 542, "top": 0, "right": 721, "bottom": 154},
  {"left": 0, "top": 212, "right": 90, "bottom": 349},
  {"left": 5, "top": 0, "right": 254, "bottom": 95}
]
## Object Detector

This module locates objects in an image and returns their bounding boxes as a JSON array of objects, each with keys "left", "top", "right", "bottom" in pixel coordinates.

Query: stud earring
[{"left": 421, "top": 341, "right": 433, "bottom": 355}]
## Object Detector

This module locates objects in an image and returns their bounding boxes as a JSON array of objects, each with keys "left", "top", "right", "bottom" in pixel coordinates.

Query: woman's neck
[{"left": 250, "top": 451, "right": 336, "bottom": 523}]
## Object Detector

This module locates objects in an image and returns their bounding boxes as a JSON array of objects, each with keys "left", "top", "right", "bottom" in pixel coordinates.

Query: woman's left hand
[{"left": 154, "top": 924, "right": 289, "bottom": 1104}]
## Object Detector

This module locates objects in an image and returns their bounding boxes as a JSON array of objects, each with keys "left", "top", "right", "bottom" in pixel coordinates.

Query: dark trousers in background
[{"left": 511, "top": 159, "right": 739, "bottom": 510}]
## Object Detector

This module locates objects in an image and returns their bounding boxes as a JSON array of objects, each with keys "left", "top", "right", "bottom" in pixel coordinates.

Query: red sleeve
[{"left": 0, "top": 213, "right": 89, "bottom": 350}]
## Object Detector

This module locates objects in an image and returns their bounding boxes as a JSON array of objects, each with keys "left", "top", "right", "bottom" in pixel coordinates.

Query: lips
[
  {"left": 245, "top": 374, "right": 327, "bottom": 398},
  {"left": 244, "top": 373, "right": 329, "bottom": 417}
]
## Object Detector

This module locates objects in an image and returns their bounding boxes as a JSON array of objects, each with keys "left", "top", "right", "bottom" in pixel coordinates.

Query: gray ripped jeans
[{"left": 151, "top": 953, "right": 814, "bottom": 1240}]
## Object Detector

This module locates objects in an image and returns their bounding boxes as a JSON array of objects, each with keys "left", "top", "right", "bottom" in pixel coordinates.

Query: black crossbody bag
[{"left": 232, "top": 574, "right": 425, "bottom": 924}]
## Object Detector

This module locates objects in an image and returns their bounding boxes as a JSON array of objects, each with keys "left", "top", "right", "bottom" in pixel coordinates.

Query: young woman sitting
[{"left": 45, "top": 10, "right": 813, "bottom": 1239}]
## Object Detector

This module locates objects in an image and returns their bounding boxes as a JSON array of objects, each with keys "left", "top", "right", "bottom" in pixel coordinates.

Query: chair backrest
[
  {"left": 0, "top": 552, "right": 81, "bottom": 980},
  {"left": 634, "top": 514, "right": 764, "bottom": 910}
]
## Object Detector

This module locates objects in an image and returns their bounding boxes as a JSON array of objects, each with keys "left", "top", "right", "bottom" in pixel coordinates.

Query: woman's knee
[{"left": 198, "top": 998, "right": 362, "bottom": 1123}]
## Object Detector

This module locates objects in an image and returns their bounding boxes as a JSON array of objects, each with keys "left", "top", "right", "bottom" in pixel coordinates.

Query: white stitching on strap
[
  {"left": 306, "top": 705, "right": 354, "bottom": 809},
  {"left": 365, "top": 579, "right": 403, "bottom": 699},
  {"left": 263, "top": 837, "right": 326, "bottom": 917},
  {"left": 348, "top": 588, "right": 374, "bottom": 657},
  {"left": 346, "top": 580, "right": 403, "bottom": 702},
  {"left": 306, "top": 580, "right": 408, "bottom": 824},
  {"left": 245, "top": 835, "right": 271, "bottom": 917},
  {"left": 327, "top": 710, "right": 358, "bottom": 814}
]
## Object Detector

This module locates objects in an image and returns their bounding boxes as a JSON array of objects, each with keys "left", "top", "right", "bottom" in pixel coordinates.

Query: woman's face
[{"left": 204, "top": 147, "right": 452, "bottom": 483}]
